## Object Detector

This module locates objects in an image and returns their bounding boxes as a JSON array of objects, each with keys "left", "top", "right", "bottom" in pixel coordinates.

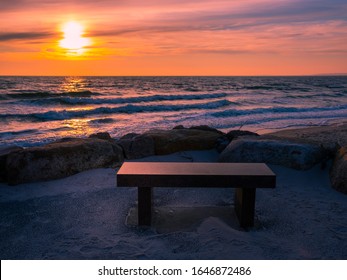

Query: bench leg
[
  {"left": 234, "top": 188, "right": 256, "bottom": 228},
  {"left": 138, "top": 187, "right": 152, "bottom": 226}
]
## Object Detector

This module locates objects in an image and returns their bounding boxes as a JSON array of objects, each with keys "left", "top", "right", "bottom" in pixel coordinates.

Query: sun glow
[{"left": 59, "top": 21, "right": 91, "bottom": 55}]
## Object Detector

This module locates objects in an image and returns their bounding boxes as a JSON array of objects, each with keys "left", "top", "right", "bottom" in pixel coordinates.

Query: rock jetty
[
  {"left": 6, "top": 138, "right": 123, "bottom": 185},
  {"left": 2, "top": 123, "right": 347, "bottom": 194}
]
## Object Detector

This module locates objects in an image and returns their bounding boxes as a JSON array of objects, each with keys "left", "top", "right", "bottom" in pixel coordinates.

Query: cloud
[
  {"left": 2, "top": 0, "right": 346, "bottom": 20},
  {"left": 187, "top": 1, "right": 347, "bottom": 31},
  {"left": 0, "top": 31, "right": 54, "bottom": 42},
  {"left": 0, "top": 0, "right": 114, "bottom": 10},
  {"left": 83, "top": 0, "right": 347, "bottom": 38},
  {"left": 1, "top": 0, "right": 346, "bottom": 58},
  {"left": 2, "top": 1, "right": 347, "bottom": 35}
]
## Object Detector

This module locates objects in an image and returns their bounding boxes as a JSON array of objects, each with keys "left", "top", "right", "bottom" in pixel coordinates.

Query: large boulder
[
  {"left": 263, "top": 122, "right": 347, "bottom": 152},
  {"left": 219, "top": 138, "right": 324, "bottom": 170},
  {"left": 188, "top": 125, "right": 224, "bottom": 135},
  {"left": 215, "top": 130, "right": 259, "bottom": 153},
  {"left": 225, "top": 130, "right": 259, "bottom": 141},
  {"left": 143, "top": 128, "right": 223, "bottom": 155},
  {"left": 6, "top": 138, "right": 124, "bottom": 185},
  {"left": 0, "top": 145, "right": 23, "bottom": 182},
  {"left": 89, "top": 132, "right": 112, "bottom": 140},
  {"left": 330, "top": 147, "right": 347, "bottom": 194},
  {"left": 173, "top": 124, "right": 224, "bottom": 135},
  {"left": 117, "top": 133, "right": 155, "bottom": 159}
]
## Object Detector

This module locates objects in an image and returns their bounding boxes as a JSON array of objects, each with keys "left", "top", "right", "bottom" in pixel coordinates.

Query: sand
[{"left": 1, "top": 147, "right": 347, "bottom": 260}]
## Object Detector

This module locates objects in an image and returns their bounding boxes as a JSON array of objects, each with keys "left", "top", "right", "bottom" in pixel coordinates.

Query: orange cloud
[{"left": 0, "top": 0, "right": 346, "bottom": 75}]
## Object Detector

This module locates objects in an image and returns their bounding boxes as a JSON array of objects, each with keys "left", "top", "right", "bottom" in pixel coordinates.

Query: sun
[{"left": 59, "top": 21, "right": 91, "bottom": 54}]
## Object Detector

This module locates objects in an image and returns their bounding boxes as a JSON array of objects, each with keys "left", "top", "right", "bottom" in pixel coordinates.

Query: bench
[{"left": 117, "top": 162, "right": 276, "bottom": 228}]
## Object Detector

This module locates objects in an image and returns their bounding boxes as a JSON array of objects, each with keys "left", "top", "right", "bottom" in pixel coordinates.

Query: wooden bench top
[{"left": 117, "top": 162, "right": 276, "bottom": 189}]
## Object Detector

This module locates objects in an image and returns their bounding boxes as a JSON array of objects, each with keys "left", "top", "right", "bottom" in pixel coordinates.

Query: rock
[
  {"left": 173, "top": 125, "right": 224, "bottom": 134},
  {"left": 55, "top": 137, "right": 79, "bottom": 143},
  {"left": 117, "top": 134, "right": 155, "bottom": 160},
  {"left": 225, "top": 130, "right": 259, "bottom": 141},
  {"left": 189, "top": 125, "right": 224, "bottom": 135},
  {"left": 219, "top": 138, "right": 324, "bottom": 170},
  {"left": 0, "top": 145, "right": 23, "bottom": 182},
  {"left": 263, "top": 122, "right": 347, "bottom": 151},
  {"left": 215, "top": 136, "right": 230, "bottom": 153},
  {"left": 143, "top": 128, "right": 223, "bottom": 155},
  {"left": 215, "top": 130, "right": 259, "bottom": 153},
  {"left": 330, "top": 147, "right": 347, "bottom": 194},
  {"left": 120, "top": 133, "right": 140, "bottom": 140},
  {"left": 89, "top": 132, "right": 112, "bottom": 140},
  {"left": 6, "top": 138, "right": 124, "bottom": 185},
  {"left": 173, "top": 125, "right": 185, "bottom": 129}
]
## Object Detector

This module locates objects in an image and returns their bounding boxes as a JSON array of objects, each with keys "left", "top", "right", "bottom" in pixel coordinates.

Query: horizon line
[{"left": 1, "top": 74, "right": 347, "bottom": 77}]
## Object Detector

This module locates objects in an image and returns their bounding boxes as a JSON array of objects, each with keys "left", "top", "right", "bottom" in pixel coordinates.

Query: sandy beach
[{"left": 1, "top": 122, "right": 347, "bottom": 260}]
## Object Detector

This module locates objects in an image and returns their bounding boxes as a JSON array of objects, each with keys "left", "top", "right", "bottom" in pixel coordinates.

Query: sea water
[{"left": 1, "top": 76, "right": 347, "bottom": 147}]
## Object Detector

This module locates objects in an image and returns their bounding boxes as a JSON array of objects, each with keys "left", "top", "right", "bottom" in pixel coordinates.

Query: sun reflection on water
[
  {"left": 60, "top": 119, "right": 94, "bottom": 138},
  {"left": 60, "top": 77, "right": 88, "bottom": 93},
  {"left": 54, "top": 77, "right": 96, "bottom": 139}
]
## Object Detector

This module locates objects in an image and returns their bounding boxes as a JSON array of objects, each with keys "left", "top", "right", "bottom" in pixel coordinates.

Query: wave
[
  {"left": 242, "top": 83, "right": 317, "bottom": 92},
  {"left": 216, "top": 113, "right": 347, "bottom": 132},
  {"left": 286, "top": 92, "right": 347, "bottom": 99},
  {"left": 184, "top": 87, "right": 200, "bottom": 92},
  {"left": 88, "top": 118, "right": 115, "bottom": 124},
  {"left": 225, "top": 111, "right": 347, "bottom": 127},
  {"left": 0, "top": 99, "right": 231, "bottom": 121},
  {"left": 211, "top": 104, "right": 347, "bottom": 118},
  {"left": 2, "top": 90, "right": 98, "bottom": 99},
  {"left": 0, "top": 129, "right": 38, "bottom": 138},
  {"left": 244, "top": 85, "right": 277, "bottom": 90},
  {"left": 54, "top": 92, "right": 228, "bottom": 105}
]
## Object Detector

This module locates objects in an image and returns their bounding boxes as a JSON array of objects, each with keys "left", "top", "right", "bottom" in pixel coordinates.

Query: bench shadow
[{"left": 125, "top": 206, "right": 244, "bottom": 233}]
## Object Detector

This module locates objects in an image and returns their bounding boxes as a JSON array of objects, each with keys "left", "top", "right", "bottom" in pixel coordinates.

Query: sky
[{"left": 0, "top": 0, "right": 347, "bottom": 76}]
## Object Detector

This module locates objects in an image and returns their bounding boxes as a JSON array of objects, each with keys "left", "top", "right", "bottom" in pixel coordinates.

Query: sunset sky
[{"left": 0, "top": 0, "right": 347, "bottom": 76}]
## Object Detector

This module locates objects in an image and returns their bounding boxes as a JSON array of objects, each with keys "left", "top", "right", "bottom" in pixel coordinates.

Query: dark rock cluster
[
  {"left": 329, "top": 147, "right": 347, "bottom": 194},
  {"left": 1, "top": 124, "right": 346, "bottom": 194},
  {"left": 4, "top": 138, "right": 123, "bottom": 185},
  {"left": 1, "top": 126, "right": 230, "bottom": 185}
]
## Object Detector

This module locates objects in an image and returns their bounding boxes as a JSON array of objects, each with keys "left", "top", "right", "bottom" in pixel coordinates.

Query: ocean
[{"left": 1, "top": 76, "right": 347, "bottom": 147}]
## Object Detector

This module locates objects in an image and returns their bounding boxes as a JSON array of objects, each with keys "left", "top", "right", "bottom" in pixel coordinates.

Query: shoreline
[
  {"left": 244, "top": 118, "right": 347, "bottom": 135},
  {"left": 1, "top": 120, "right": 347, "bottom": 186},
  {"left": 2, "top": 117, "right": 347, "bottom": 149}
]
